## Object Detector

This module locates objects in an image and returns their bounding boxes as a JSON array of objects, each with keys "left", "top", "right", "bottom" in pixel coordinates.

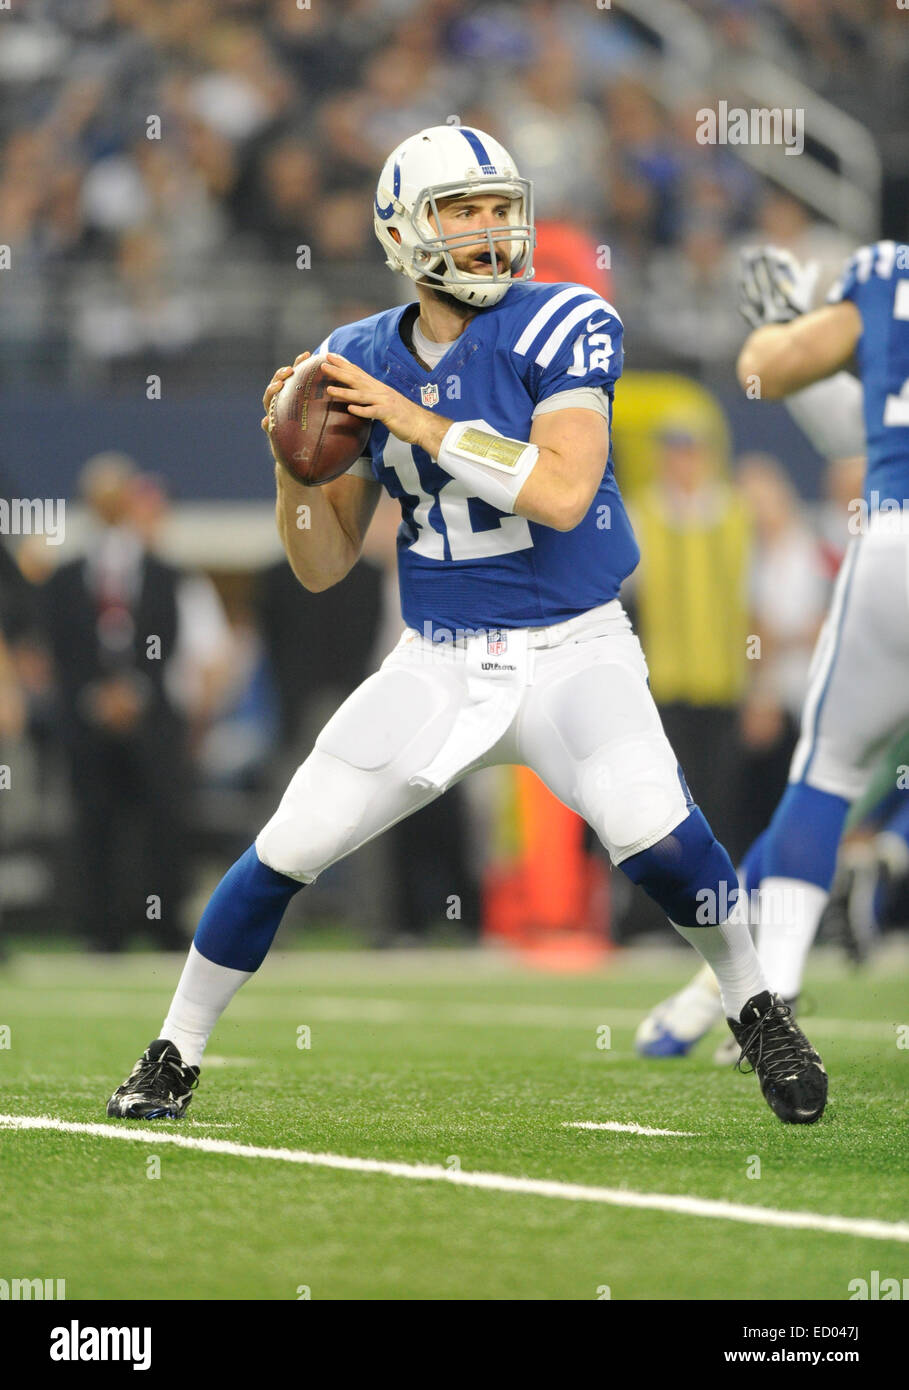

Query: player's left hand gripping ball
[
  {"left": 264, "top": 352, "right": 372, "bottom": 486},
  {"left": 321, "top": 353, "right": 443, "bottom": 454}
]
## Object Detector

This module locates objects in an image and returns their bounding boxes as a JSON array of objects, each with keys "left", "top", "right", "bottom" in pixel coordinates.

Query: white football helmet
[{"left": 373, "top": 125, "right": 535, "bottom": 308}]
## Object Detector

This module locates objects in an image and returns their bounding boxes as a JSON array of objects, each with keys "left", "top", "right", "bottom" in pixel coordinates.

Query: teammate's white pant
[
  {"left": 637, "top": 520, "right": 909, "bottom": 1053},
  {"left": 790, "top": 520, "right": 909, "bottom": 801},
  {"left": 756, "top": 519, "right": 909, "bottom": 991},
  {"left": 256, "top": 600, "right": 691, "bottom": 882}
]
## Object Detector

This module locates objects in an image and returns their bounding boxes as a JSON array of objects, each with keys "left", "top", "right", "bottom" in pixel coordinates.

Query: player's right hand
[
  {"left": 261, "top": 352, "right": 311, "bottom": 435},
  {"left": 738, "top": 246, "right": 819, "bottom": 329}
]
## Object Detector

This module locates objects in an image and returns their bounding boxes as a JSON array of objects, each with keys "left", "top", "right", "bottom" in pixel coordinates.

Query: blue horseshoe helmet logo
[{"left": 375, "top": 161, "right": 402, "bottom": 221}]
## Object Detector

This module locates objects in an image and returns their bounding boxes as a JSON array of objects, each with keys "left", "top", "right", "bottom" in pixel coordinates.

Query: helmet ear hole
[{"left": 389, "top": 228, "right": 402, "bottom": 245}]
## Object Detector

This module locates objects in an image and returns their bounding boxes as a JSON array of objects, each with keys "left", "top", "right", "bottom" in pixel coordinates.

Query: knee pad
[
  {"left": 256, "top": 664, "right": 458, "bottom": 882},
  {"left": 256, "top": 751, "right": 370, "bottom": 882},
  {"left": 537, "top": 656, "right": 689, "bottom": 862},
  {"left": 578, "top": 736, "right": 690, "bottom": 862},
  {"left": 621, "top": 807, "right": 739, "bottom": 927}
]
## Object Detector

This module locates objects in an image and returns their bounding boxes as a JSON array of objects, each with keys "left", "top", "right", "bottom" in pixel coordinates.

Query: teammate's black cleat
[
  {"left": 107, "top": 1039, "right": 199, "bottom": 1120},
  {"left": 726, "top": 991, "right": 827, "bottom": 1124}
]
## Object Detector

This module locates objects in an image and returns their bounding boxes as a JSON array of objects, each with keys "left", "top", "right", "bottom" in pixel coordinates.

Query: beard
[
  {"left": 423, "top": 256, "right": 508, "bottom": 314},
  {"left": 422, "top": 282, "right": 486, "bottom": 318}
]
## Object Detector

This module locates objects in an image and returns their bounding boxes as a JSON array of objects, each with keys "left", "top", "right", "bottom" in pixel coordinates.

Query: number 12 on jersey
[{"left": 381, "top": 435, "right": 534, "bottom": 561}]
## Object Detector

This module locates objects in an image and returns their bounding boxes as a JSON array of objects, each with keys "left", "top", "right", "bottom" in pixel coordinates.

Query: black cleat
[
  {"left": 726, "top": 991, "right": 827, "bottom": 1124},
  {"left": 713, "top": 993, "right": 799, "bottom": 1065},
  {"left": 107, "top": 1039, "right": 199, "bottom": 1120}
]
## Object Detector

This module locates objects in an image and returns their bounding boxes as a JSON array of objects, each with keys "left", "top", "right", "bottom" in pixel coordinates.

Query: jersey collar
[{"left": 386, "top": 301, "right": 484, "bottom": 388}]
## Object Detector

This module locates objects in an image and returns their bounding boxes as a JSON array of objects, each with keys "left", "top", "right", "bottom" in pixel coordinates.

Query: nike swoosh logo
[{"left": 586, "top": 314, "right": 611, "bottom": 333}]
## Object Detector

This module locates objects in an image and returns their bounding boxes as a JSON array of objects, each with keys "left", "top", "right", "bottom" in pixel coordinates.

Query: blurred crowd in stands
[{"left": 1, "top": 0, "right": 903, "bottom": 386}]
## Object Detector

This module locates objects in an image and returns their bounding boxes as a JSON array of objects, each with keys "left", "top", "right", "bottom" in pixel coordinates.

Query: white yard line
[
  {"left": 563, "top": 1121, "right": 699, "bottom": 1136},
  {"left": 2, "top": 1113, "right": 907, "bottom": 1245}
]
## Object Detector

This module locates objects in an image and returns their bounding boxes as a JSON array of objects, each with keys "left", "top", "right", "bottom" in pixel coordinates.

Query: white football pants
[
  {"left": 788, "top": 520, "right": 909, "bottom": 799},
  {"left": 256, "top": 599, "right": 692, "bottom": 884}
]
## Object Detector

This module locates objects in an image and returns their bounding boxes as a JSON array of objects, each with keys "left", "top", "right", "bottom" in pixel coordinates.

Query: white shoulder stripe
[
  {"left": 534, "top": 297, "right": 620, "bottom": 368},
  {"left": 513, "top": 287, "right": 591, "bottom": 356},
  {"left": 316, "top": 336, "right": 331, "bottom": 356}
]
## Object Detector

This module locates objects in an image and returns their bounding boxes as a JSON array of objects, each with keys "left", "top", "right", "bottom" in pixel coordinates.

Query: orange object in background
[
  {"left": 532, "top": 219, "right": 613, "bottom": 301},
  {"left": 483, "top": 767, "right": 611, "bottom": 970}
]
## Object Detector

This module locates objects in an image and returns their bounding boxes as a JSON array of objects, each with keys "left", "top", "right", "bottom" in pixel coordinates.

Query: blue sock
[
  {"left": 620, "top": 807, "right": 739, "bottom": 928},
  {"left": 762, "top": 783, "right": 850, "bottom": 891},
  {"left": 194, "top": 844, "right": 304, "bottom": 972}
]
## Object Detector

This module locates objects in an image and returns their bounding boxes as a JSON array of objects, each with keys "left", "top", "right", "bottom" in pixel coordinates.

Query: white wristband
[{"left": 436, "top": 418, "right": 539, "bottom": 513}]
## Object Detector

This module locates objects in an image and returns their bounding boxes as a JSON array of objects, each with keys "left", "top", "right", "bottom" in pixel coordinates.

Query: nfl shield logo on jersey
[
  {"left": 487, "top": 629, "right": 507, "bottom": 656},
  {"left": 420, "top": 383, "right": 440, "bottom": 407}
]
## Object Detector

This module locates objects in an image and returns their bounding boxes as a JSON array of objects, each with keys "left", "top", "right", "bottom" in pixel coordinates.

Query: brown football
[{"left": 268, "top": 353, "right": 371, "bottom": 486}]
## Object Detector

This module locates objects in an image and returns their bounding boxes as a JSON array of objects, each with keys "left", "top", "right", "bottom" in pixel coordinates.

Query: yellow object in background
[
  {"left": 633, "top": 488, "right": 750, "bottom": 705},
  {"left": 611, "top": 372, "right": 733, "bottom": 499},
  {"left": 613, "top": 372, "right": 751, "bottom": 706}
]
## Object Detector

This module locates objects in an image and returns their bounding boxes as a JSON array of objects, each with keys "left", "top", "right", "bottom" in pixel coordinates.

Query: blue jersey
[
  {"left": 322, "top": 280, "right": 640, "bottom": 638},
  {"left": 827, "top": 241, "right": 909, "bottom": 507}
]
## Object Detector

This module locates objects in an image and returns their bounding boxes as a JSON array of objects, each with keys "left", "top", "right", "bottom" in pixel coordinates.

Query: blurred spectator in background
[
  {"left": 730, "top": 452, "right": 830, "bottom": 852},
  {"left": 2, "top": 532, "right": 58, "bottom": 805},
  {"left": 629, "top": 421, "right": 750, "bottom": 848},
  {"left": 493, "top": 35, "right": 608, "bottom": 225},
  {"left": 644, "top": 213, "right": 744, "bottom": 370},
  {"left": 73, "top": 226, "right": 206, "bottom": 379},
  {"left": 193, "top": 585, "right": 278, "bottom": 795},
  {"left": 255, "top": 550, "right": 383, "bottom": 756},
  {"left": 0, "top": 627, "right": 26, "bottom": 747},
  {"left": 247, "top": 136, "right": 320, "bottom": 260},
  {"left": 43, "top": 452, "right": 190, "bottom": 950},
  {"left": 129, "top": 473, "right": 234, "bottom": 752},
  {"left": 0, "top": 523, "right": 45, "bottom": 956},
  {"left": 606, "top": 79, "right": 684, "bottom": 263},
  {"left": 0, "top": 620, "right": 26, "bottom": 959},
  {"left": 131, "top": 472, "right": 277, "bottom": 794},
  {"left": 0, "top": 533, "right": 39, "bottom": 742}
]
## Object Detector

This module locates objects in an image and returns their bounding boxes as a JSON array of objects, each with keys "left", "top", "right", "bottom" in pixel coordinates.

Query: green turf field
[{"left": 1, "top": 944, "right": 907, "bottom": 1300}]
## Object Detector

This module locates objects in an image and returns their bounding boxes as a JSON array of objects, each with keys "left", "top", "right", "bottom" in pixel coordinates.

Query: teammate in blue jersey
[
  {"left": 107, "top": 127, "right": 827, "bottom": 1125},
  {"left": 637, "top": 240, "right": 909, "bottom": 1061}
]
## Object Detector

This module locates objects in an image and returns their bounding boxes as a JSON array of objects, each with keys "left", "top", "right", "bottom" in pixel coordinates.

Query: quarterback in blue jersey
[
  {"left": 106, "top": 127, "right": 827, "bottom": 1126},
  {"left": 638, "top": 240, "right": 909, "bottom": 1061},
  {"left": 312, "top": 278, "right": 641, "bottom": 637}
]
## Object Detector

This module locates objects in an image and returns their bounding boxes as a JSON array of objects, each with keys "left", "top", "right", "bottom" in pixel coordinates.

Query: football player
[
  {"left": 107, "top": 128, "right": 826, "bottom": 1125},
  {"left": 637, "top": 241, "right": 907, "bottom": 1061}
]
